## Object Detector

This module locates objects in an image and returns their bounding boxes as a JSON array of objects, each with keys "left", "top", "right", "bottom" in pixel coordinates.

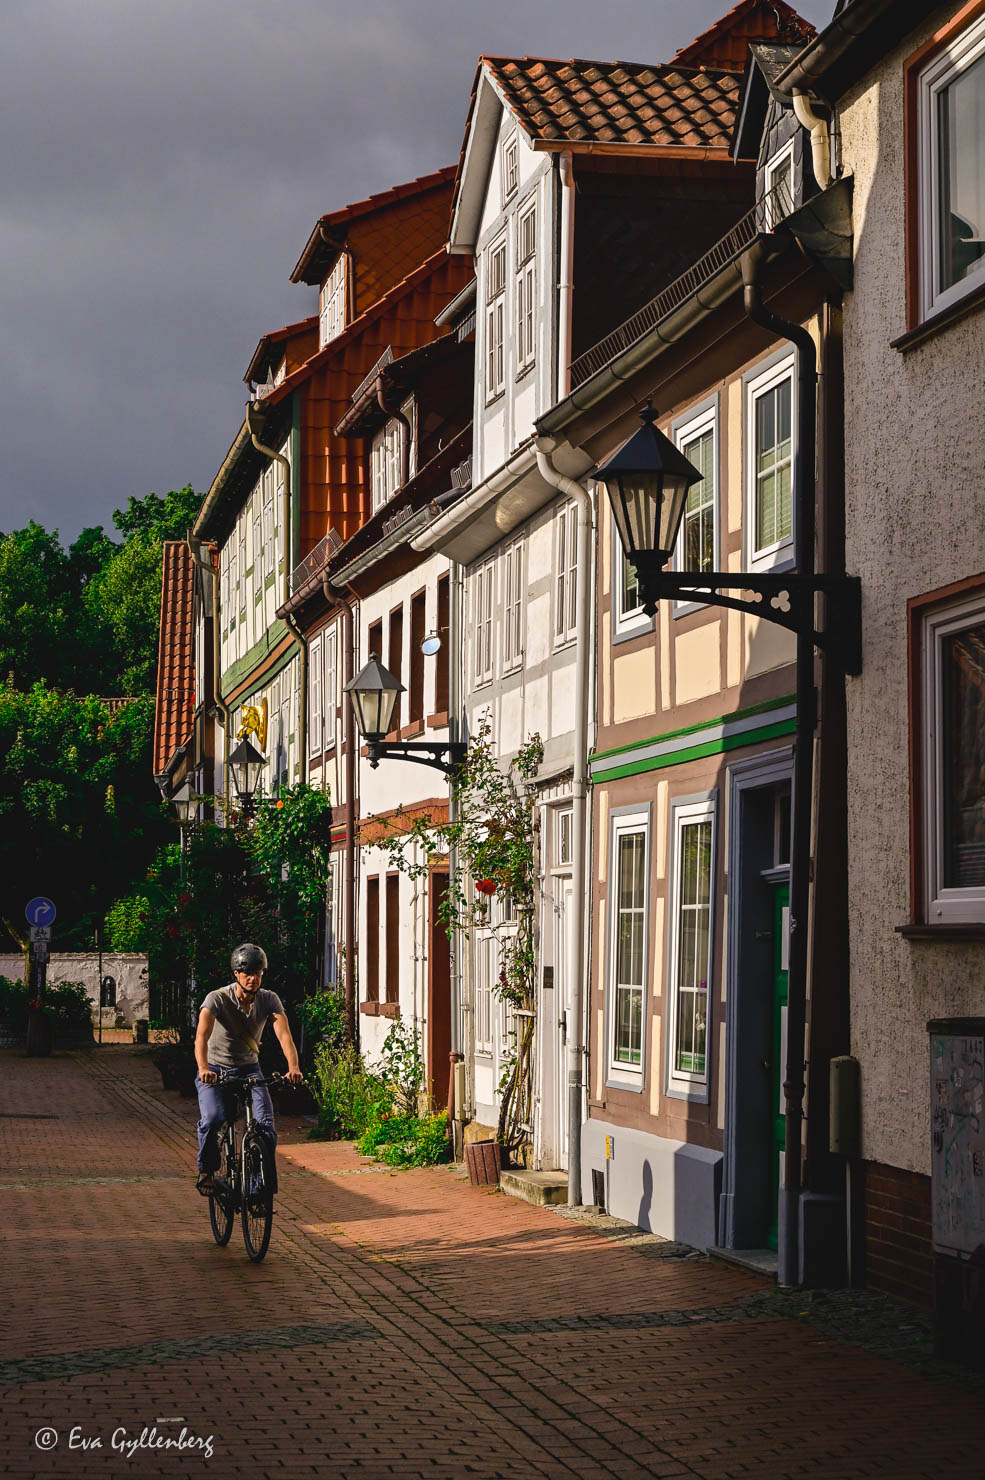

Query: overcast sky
[{"left": 0, "top": 0, "right": 830, "bottom": 544}]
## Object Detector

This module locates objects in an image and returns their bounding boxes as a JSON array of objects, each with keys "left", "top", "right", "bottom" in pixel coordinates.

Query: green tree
[
  {"left": 113, "top": 485, "right": 200, "bottom": 543},
  {"left": 82, "top": 533, "right": 167, "bottom": 694}
]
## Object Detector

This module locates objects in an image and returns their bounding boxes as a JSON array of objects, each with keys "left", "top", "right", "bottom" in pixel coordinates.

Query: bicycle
[{"left": 206, "top": 1069, "right": 288, "bottom": 1262}]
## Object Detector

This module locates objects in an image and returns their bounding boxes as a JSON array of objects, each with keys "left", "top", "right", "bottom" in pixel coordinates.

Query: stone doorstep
[
  {"left": 499, "top": 1168, "right": 569, "bottom": 1207},
  {"left": 708, "top": 1245, "right": 778, "bottom": 1281}
]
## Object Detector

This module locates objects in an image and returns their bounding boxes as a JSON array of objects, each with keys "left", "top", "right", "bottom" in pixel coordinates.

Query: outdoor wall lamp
[
  {"left": 171, "top": 780, "right": 199, "bottom": 825},
  {"left": 345, "top": 653, "right": 467, "bottom": 775},
  {"left": 596, "top": 403, "right": 862, "bottom": 675},
  {"left": 227, "top": 736, "right": 266, "bottom": 813}
]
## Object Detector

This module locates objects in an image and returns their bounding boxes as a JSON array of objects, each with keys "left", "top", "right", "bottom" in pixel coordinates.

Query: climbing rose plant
[{"left": 376, "top": 722, "right": 543, "bottom": 1160}]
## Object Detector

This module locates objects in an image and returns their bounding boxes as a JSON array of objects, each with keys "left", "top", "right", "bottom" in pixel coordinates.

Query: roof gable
[
  {"left": 290, "top": 167, "right": 456, "bottom": 285},
  {"left": 153, "top": 541, "right": 196, "bottom": 777},
  {"left": 673, "top": 0, "right": 814, "bottom": 71}
]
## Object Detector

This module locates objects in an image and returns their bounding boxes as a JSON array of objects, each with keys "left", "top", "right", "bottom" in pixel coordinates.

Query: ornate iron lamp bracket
[{"left": 365, "top": 739, "right": 469, "bottom": 776}]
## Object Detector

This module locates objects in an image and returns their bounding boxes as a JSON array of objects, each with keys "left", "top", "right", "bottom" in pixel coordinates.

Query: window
[
  {"left": 554, "top": 502, "right": 578, "bottom": 644},
  {"left": 474, "top": 934, "right": 494, "bottom": 1055},
  {"left": 368, "top": 617, "right": 383, "bottom": 663},
  {"left": 673, "top": 402, "right": 718, "bottom": 606},
  {"left": 516, "top": 205, "right": 536, "bottom": 373},
  {"left": 372, "top": 420, "right": 402, "bottom": 512},
  {"left": 365, "top": 876, "right": 380, "bottom": 1003},
  {"left": 746, "top": 354, "right": 795, "bottom": 569},
  {"left": 409, "top": 589, "right": 426, "bottom": 727},
  {"left": 385, "top": 874, "right": 400, "bottom": 1004},
  {"left": 388, "top": 605, "right": 403, "bottom": 733},
  {"left": 309, "top": 635, "right": 322, "bottom": 761},
  {"left": 319, "top": 255, "right": 346, "bottom": 349},
  {"left": 557, "top": 807, "right": 572, "bottom": 868},
  {"left": 502, "top": 135, "right": 518, "bottom": 202},
  {"left": 764, "top": 140, "right": 794, "bottom": 229},
  {"left": 666, "top": 797, "right": 716, "bottom": 1100},
  {"left": 262, "top": 482, "right": 274, "bottom": 580},
  {"left": 473, "top": 560, "right": 494, "bottom": 685},
  {"left": 252, "top": 502, "right": 262, "bottom": 601},
  {"left": 503, "top": 538, "right": 523, "bottom": 670},
  {"left": 485, "top": 240, "right": 506, "bottom": 400},
  {"left": 238, "top": 526, "right": 247, "bottom": 613},
  {"left": 607, "top": 810, "right": 649, "bottom": 1085},
  {"left": 918, "top": 12, "right": 985, "bottom": 319},
  {"left": 323, "top": 622, "right": 337, "bottom": 752},
  {"left": 919, "top": 588, "right": 985, "bottom": 923},
  {"left": 435, "top": 573, "right": 449, "bottom": 716}
]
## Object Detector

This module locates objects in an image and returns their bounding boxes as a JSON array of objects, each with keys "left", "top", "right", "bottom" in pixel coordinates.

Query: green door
[{"left": 766, "top": 883, "right": 789, "bottom": 1252}]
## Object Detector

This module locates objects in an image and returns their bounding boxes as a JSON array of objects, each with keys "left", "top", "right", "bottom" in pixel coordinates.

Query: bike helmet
[{"left": 231, "top": 942, "right": 268, "bottom": 974}]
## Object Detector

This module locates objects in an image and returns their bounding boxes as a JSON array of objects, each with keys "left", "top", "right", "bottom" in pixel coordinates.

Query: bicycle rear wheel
[
  {"left": 209, "top": 1129, "right": 235, "bottom": 1247},
  {"left": 240, "top": 1131, "right": 273, "bottom": 1262}
]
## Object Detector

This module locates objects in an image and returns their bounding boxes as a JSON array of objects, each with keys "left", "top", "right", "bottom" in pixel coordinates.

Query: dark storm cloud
[{"left": 0, "top": 0, "right": 830, "bottom": 542}]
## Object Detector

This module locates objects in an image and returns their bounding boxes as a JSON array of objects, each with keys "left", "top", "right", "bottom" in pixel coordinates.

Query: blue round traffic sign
[{"left": 25, "top": 897, "right": 56, "bottom": 927}]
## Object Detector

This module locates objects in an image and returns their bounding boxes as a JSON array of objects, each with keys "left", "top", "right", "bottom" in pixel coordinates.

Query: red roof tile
[
  {"left": 290, "top": 167, "right": 457, "bottom": 285},
  {"left": 481, "top": 56, "right": 742, "bottom": 150},
  {"left": 153, "top": 541, "right": 196, "bottom": 777},
  {"left": 244, "top": 316, "right": 317, "bottom": 386},
  {"left": 673, "top": 0, "right": 814, "bottom": 71}
]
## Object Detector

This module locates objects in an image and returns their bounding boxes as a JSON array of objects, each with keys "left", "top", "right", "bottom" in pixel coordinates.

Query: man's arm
[
  {"left": 195, "top": 1008, "right": 217, "bottom": 1083},
  {"left": 272, "top": 1012, "right": 303, "bottom": 1083}
]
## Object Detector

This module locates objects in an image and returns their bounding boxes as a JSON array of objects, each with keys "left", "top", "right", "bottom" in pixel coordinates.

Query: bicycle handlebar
[{"left": 212, "top": 1069, "right": 294, "bottom": 1091}]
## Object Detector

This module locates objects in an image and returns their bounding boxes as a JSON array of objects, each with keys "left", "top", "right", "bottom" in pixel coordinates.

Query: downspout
[
  {"left": 325, "top": 574, "right": 358, "bottom": 1048},
  {"left": 741, "top": 240, "right": 817, "bottom": 1288},
  {"left": 558, "top": 151, "right": 575, "bottom": 398},
  {"left": 247, "top": 400, "right": 307, "bottom": 784},
  {"left": 448, "top": 557, "right": 463, "bottom": 1057},
  {"left": 535, "top": 445, "right": 592, "bottom": 1207},
  {"left": 791, "top": 91, "right": 833, "bottom": 190}
]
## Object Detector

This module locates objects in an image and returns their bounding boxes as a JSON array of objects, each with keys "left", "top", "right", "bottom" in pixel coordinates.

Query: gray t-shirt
[{"left": 201, "top": 984, "right": 285, "bottom": 1067}]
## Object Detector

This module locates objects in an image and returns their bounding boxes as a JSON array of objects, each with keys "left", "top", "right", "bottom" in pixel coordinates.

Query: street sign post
[{"left": 25, "top": 897, "right": 56, "bottom": 928}]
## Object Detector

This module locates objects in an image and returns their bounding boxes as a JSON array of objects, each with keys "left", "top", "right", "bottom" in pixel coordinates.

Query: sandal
[{"left": 196, "top": 1172, "right": 214, "bottom": 1197}]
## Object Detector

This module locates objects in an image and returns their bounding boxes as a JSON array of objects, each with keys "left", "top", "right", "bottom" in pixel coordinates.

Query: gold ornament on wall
[{"left": 237, "top": 697, "right": 268, "bottom": 750}]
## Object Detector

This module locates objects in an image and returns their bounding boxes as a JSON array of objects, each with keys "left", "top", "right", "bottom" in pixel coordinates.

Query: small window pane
[
  {"left": 941, "top": 621, "right": 985, "bottom": 888},
  {"left": 937, "top": 52, "right": 985, "bottom": 294}
]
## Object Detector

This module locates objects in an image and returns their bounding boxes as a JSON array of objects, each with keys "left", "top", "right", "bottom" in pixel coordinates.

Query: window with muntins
[
  {"left": 764, "top": 141, "right": 794, "bottom": 228},
  {"left": 473, "top": 560, "right": 494, "bottom": 685},
  {"left": 372, "top": 420, "right": 401, "bottom": 512},
  {"left": 555, "top": 502, "right": 578, "bottom": 644},
  {"left": 516, "top": 205, "right": 536, "bottom": 373},
  {"left": 486, "top": 240, "right": 506, "bottom": 400},
  {"left": 918, "top": 13, "right": 985, "bottom": 319},
  {"left": 747, "top": 355, "right": 795, "bottom": 568},
  {"left": 323, "top": 622, "right": 337, "bottom": 752},
  {"left": 503, "top": 136, "right": 518, "bottom": 202},
  {"left": 474, "top": 934, "right": 494, "bottom": 1055},
  {"left": 667, "top": 798, "right": 715, "bottom": 1099},
  {"left": 309, "top": 635, "right": 322, "bottom": 761},
  {"left": 608, "top": 811, "right": 649, "bottom": 1083},
  {"left": 503, "top": 538, "right": 523, "bottom": 670},
  {"left": 319, "top": 256, "right": 346, "bottom": 349},
  {"left": 675, "top": 405, "right": 717, "bottom": 590},
  {"left": 921, "top": 590, "right": 985, "bottom": 922}
]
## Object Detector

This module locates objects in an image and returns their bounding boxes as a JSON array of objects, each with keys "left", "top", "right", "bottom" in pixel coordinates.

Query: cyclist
[{"left": 194, "top": 942, "right": 303, "bottom": 1195}]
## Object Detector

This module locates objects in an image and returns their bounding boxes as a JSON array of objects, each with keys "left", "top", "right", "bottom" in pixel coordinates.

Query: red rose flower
[{"left": 475, "top": 878, "right": 497, "bottom": 896}]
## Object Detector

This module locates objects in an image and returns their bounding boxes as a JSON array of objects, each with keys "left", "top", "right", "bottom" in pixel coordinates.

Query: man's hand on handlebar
[
  {"left": 285, "top": 1068, "right": 304, "bottom": 1086},
  {"left": 199, "top": 1068, "right": 217, "bottom": 1086}
]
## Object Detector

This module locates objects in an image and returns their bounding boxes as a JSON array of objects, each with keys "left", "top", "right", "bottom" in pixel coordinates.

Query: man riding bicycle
[{"left": 194, "top": 942, "right": 303, "bottom": 1196}]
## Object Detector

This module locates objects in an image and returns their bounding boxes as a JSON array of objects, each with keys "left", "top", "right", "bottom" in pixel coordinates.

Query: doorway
[
  {"left": 720, "top": 753, "right": 793, "bottom": 1251},
  {"left": 427, "top": 870, "right": 451, "bottom": 1110}
]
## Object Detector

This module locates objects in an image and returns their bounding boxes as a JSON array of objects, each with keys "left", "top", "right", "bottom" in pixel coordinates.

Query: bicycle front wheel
[
  {"left": 209, "top": 1129, "right": 235, "bottom": 1247},
  {"left": 240, "top": 1131, "right": 273, "bottom": 1262}
]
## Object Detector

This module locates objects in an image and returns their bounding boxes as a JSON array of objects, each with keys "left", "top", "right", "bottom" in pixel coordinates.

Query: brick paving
[{"left": 1, "top": 1047, "right": 983, "bottom": 1479}]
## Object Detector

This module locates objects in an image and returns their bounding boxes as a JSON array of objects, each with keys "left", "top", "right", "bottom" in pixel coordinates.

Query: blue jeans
[{"left": 195, "top": 1062, "right": 276, "bottom": 1174}]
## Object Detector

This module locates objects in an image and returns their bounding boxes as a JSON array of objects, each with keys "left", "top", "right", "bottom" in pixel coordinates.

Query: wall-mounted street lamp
[
  {"left": 597, "top": 403, "right": 861, "bottom": 673},
  {"left": 228, "top": 736, "right": 266, "bottom": 816},
  {"left": 345, "top": 653, "right": 467, "bottom": 776},
  {"left": 171, "top": 780, "right": 199, "bottom": 826}
]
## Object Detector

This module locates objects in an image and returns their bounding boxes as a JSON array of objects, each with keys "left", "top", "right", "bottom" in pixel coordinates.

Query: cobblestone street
[{"left": 2, "top": 1046, "right": 983, "bottom": 1480}]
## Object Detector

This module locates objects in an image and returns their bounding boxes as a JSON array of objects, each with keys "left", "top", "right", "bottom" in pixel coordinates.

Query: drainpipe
[
  {"left": 535, "top": 443, "right": 593, "bottom": 1206},
  {"left": 247, "top": 400, "right": 307, "bottom": 784},
  {"left": 741, "top": 240, "right": 817, "bottom": 1288},
  {"left": 791, "top": 91, "right": 833, "bottom": 190},
  {"left": 558, "top": 151, "right": 576, "bottom": 397},
  {"left": 448, "top": 558, "right": 463, "bottom": 1057},
  {"left": 325, "top": 574, "right": 359, "bottom": 1048}
]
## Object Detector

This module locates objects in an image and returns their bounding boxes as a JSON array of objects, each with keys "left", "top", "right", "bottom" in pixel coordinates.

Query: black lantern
[
  {"left": 345, "top": 653, "right": 403, "bottom": 743},
  {"left": 596, "top": 403, "right": 703, "bottom": 570},
  {"left": 171, "top": 780, "right": 198, "bottom": 824},
  {"left": 228, "top": 736, "right": 266, "bottom": 802}
]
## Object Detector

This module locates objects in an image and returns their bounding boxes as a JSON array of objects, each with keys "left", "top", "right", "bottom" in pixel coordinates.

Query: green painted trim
[
  {"left": 221, "top": 620, "right": 292, "bottom": 697},
  {"left": 590, "top": 692, "right": 796, "bottom": 764},
  {"left": 592, "top": 717, "right": 796, "bottom": 782}
]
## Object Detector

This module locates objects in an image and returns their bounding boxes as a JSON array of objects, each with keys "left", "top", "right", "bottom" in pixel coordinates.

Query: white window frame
[
  {"left": 918, "top": 12, "right": 985, "bottom": 320},
  {"left": 745, "top": 352, "right": 796, "bottom": 573},
  {"left": 554, "top": 502, "right": 579, "bottom": 647},
  {"left": 371, "top": 419, "right": 401, "bottom": 512},
  {"left": 502, "top": 134, "right": 519, "bottom": 203},
  {"left": 556, "top": 807, "right": 573, "bottom": 869},
  {"left": 485, "top": 238, "right": 506, "bottom": 402},
  {"left": 323, "top": 622, "right": 337, "bottom": 753},
  {"left": 309, "top": 635, "right": 323, "bottom": 762},
  {"left": 474, "top": 933, "right": 495, "bottom": 1056},
  {"left": 503, "top": 537, "right": 524, "bottom": 671},
  {"left": 923, "top": 590, "right": 985, "bottom": 923},
  {"left": 764, "top": 139, "right": 795, "bottom": 229},
  {"left": 472, "top": 559, "right": 495, "bottom": 686},
  {"left": 665, "top": 795, "right": 717, "bottom": 1103},
  {"left": 606, "top": 806, "right": 650, "bottom": 1090},
  {"left": 672, "top": 400, "right": 719, "bottom": 616},
  {"left": 319, "top": 255, "right": 346, "bottom": 349},
  {"left": 515, "top": 204, "right": 536, "bottom": 374}
]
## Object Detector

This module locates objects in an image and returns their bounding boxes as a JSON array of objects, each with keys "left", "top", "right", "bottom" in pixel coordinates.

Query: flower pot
[{"left": 464, "top": 1139, "right": 502, "bottom": 1187}]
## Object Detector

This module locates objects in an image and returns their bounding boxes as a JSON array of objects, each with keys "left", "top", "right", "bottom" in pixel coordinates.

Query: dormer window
[
  {"left": 764, "top": 141, "right": 795, "bottom": 230},
  {"left": 319, "top": 255, "right": 346, "bottom": 349},
  {"left": 503, "top": 136, "right": 518, "bottom": 203},
  {"left": 370, "top": 398, "right": 416, "bottom": 513}
]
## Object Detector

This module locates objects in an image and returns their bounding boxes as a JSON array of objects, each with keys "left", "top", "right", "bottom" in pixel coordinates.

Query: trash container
[
  {"left": 464, "top": 1139, "right": 502, "bottom": 1187},
  {"left": 929, "top": 1018, "right": 985, "bottom": 1366}
]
